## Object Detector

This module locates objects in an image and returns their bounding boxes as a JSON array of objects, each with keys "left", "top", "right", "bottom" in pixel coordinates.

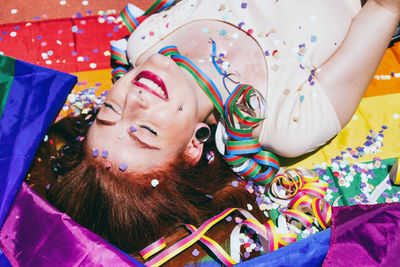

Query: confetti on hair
[
  {"left": 151, "top": 179, "right": 159, "bottom": 187},
  {"left": 101, "top": 150, "right": 109, "bottom": 158},
  {"left": 206, "top": 151, "right": 215, "bottom": 164},
  {"left": 192, "top": 249, "right": 200, "bottom": 257},
  {"left": 105, "top": 162, "right": 111, "bottom": 169},
  {"left": 92, "top": 149, "right": 99, "bottom": 157},
  {"left": 119, "top": 162, "right": 127, "bottom": 171}
]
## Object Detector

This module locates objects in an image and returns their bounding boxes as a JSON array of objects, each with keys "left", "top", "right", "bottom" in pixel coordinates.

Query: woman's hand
[{"left": 374, "top": 0, "right": 400, "bottom": 16}]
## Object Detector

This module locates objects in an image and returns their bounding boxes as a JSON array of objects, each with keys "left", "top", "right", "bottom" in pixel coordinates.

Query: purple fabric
[
  {"left": 0, "top": 182, "right": 144, "bottom": 266},
  {"left": 323, "top": 203, "right": 400, "bottom": 266}
]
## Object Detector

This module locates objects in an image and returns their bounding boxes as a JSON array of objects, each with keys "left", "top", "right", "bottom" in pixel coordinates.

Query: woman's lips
[{"left": 132, "top": 71, "right": 168, "bottom": 101}]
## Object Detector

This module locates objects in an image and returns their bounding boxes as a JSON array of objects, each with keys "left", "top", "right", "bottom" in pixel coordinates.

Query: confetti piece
[
  {"left": 11, "top": 9, "right": 17, "bottom": 14},
  {"left": 192, "top": 249, "right": 200, "bottom": 257},
  {"left": 129, "top": 125, "right": 137, "bottom": 132},
  {"left": 106, "top": 162, "right": 111, "bottom": 169},
  {"left": 101, "top": 150, "right": 109, "bottom": 158},
  {"left": 310, "top": 35, "right": 317, "bottom": 43},
  {"left": 92, "top": 149, "right": 99, "bottom": 157},
  {"left": 119, "top": 163, "right": 127, "bottom": 171},
  {"left": 151, "top": 179, "right": 159, "bottom": 187}
]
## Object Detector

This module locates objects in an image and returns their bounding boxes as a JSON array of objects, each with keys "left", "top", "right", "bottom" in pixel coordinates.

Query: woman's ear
[{"left": 184, "top": 123, "right": 211, "bottom": 166}]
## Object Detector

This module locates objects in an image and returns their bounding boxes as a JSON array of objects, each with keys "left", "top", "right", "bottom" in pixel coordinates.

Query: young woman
[{"left": 28, "top": 0, "right": 400, "bottom": 265}]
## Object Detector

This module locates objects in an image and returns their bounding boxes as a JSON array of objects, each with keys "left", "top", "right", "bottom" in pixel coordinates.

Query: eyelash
[
  {"left": 104, "top": 102, "right": 116, "bottom": 112},
  {"left": 141, "top": 125, "right": 157, "bottom": 136}
]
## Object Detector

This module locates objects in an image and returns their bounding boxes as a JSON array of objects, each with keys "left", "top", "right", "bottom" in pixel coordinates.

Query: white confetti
[
  {"left": 11, "top": 9, "right": 17, "bottom": 14},
  {"left": 82, "top": 0, "right": 89, "bottom": 6},
  {"left": 10, "top": 32, "right": 17, "bottom": 37},
  {"left": 393, "top": 113, "right": 399, "bottom": 119},
  {"left": 151, "top": 179, "right": 159, "bottom": 187}
]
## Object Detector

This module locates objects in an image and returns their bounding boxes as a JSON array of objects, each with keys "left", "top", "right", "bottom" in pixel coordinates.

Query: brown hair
[{"left": 27, "top": 111, "right": 266, "bottom": 263}]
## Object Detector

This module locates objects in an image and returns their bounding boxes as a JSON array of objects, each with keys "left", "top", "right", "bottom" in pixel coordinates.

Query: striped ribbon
[
  {"left": 111, "top": 66, "right": 128, "bottom": 80},
  {"left": 185, "top": 224, "right": 237, "bottom": 267},
  {"left": 158, "top": 46, "right": 280, "bottom": 185},
  {"left": 270, "top": 168, "right": 332, "bottom": 230},
  {"left": 111, "top": 1, "right": 177, "bottom": 80},
  {"left": 140, "top": 169, "right": 331, "bottom": 266},
  {"left": 145, "top": 208, "right": 238, "bottom": 267},
  {"left": 140, "top": 238, "right": 166, "bottom": 260}
]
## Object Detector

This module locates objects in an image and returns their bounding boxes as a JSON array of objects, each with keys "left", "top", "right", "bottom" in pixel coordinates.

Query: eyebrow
[{"left": 129, "top": 133, "right": 161, "bottom": 150}]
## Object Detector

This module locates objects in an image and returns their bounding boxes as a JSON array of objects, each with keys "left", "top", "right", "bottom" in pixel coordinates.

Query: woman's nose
[{"left": 125, "top": 89, "right": 149, "bottom": 111}]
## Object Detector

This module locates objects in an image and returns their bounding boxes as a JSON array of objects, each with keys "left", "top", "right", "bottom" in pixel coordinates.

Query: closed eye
[
  {"left": 140, "top": 125, "right": 157, "bottom": 136},
  {"left": 104, "top": 102, "right": 120, "bottom": 114}
]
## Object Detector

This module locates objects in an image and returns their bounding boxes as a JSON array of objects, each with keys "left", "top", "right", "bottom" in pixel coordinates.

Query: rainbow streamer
[
  {"left": 185, "top": 224, "right": 237, "bottom": 267},
  {"left": 140, "top": 238, "right": 166, "bottom": 260}
]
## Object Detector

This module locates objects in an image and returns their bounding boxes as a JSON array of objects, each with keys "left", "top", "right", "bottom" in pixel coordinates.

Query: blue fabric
[
  {"left": 0, "top": 249, "right": 11, "bottom": 267},
  {"left": 0, "top": 55, "right": 77, "bottom": 228}
]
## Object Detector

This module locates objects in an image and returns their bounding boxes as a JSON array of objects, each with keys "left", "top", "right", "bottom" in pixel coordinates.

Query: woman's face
[{"left": 87, "top": 54, "right": 200, "bottom": 173}]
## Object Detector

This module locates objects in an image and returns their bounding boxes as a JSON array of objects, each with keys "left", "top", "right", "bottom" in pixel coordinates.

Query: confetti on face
[
  {"left": 129, "top": 125, "right": 137, "bottom": 132},
  {"left": 92, "top": 149, "right": 99, "bottom": 157},
  {"left": 101, "top": 150, "right": 109, "bottom": 158}
]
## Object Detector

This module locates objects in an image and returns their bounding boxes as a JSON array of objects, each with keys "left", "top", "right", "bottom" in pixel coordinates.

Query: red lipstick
[{"left": 132, "top": 71, "right": 168, "bottom": 101}]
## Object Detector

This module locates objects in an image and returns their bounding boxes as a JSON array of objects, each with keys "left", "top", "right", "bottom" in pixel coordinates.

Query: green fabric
[
  {"left": 0, "top": 55, "right": 15, "bottom": 119},
  {"left": 324, "top": 157, "right": 399, "bottom": 206}
]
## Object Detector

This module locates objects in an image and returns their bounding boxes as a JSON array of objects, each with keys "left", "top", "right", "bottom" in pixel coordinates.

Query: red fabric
[{"left": 0, "top": 16, "right": 129, "bottom": 73}]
